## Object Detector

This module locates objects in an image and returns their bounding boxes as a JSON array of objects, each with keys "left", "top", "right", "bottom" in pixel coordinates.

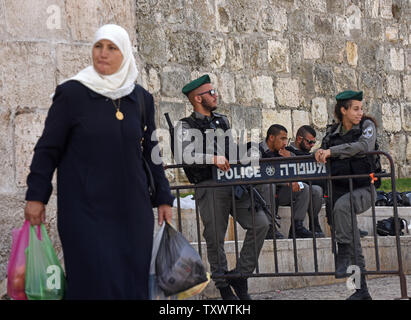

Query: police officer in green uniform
[
  {"left": 177, "top": 75, "right": 270, "bottom": 300},
  {"left": 315, "top": 90, "right": 379, "bottom": 300}
]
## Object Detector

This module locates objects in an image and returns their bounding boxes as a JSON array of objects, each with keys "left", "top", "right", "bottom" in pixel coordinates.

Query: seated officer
[
  {"left": 259, "top": 124, "right": 316, "bottom": 238},
  {"left": 177, "top": 75, "right": 270, "bottom": 300},
  {"left": 286, "top": 125, "right": 325, "bottom": 237}
]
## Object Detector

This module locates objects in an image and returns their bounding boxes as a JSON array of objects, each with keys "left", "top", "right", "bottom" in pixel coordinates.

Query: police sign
[{"left": 213, "top": 159, "right": 327, "bottom": 183}]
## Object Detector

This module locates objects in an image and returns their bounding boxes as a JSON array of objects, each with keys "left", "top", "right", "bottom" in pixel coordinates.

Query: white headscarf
[{"left": 64, "top": 24, "right": 138, "bottom": 100}]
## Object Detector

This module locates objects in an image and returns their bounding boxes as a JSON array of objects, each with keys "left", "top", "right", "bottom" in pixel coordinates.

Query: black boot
[
  {"left": 310, "top": 217, "right": 325, "bottom": 238},
  {"left": 289, "top": 220, "right": 313, "bottom": 238},
  {"left": 265, "top": 225, "right": 284, "bottom": 239},
  {"left": 218, "top": 285, "right": 239, "bottom": 300},
  {"left": 226, "top": 270, "right": 252, "bottom": 300},
  {"left": 335, "top": 243, "right": 352, "bottom": 278},
  {"left": 346, "top": 274, "right": 372, "bottom": 300},
  {"left": 359, "top": 229, "right": 368, "bottom": 238}
]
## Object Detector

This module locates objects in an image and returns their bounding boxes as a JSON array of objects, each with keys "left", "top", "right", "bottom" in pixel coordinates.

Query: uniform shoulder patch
[{"left": 362, "top": 125, "right": 374, "bottom": 139}]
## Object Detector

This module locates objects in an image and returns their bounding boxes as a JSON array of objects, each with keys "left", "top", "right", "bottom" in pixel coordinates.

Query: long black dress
[{"left": 25, "top": 80, "right": 174, "bottom": 299}]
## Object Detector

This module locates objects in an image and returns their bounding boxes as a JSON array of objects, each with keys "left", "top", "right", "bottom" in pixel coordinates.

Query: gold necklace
[{"left": 112, "top": 98, "right": 124, "bottom": 120}]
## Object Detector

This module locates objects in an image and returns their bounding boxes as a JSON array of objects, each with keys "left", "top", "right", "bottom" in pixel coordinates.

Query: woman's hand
[
  {"left": 315, "top": 149, "right": 331, "bottom": 163},
  {"left": 158, "top": 204, "right": 173, "bottom": 226},
  {"left": 24, "top": 201, "right": 46, "bottom": 226}
]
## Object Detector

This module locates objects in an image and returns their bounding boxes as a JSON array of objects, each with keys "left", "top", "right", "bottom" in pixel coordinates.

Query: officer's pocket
[{"left": 194, "top": 187, "right": 207, "bottom": 202}]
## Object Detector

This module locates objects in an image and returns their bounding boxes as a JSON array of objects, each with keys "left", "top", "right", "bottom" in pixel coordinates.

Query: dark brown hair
[{"left": 334, "top": 100, "right": 378, "bottom": 127}]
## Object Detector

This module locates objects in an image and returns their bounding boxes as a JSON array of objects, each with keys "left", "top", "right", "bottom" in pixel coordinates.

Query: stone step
[{"left": 157, "top": 206, "right": 411, "bottom": 243}]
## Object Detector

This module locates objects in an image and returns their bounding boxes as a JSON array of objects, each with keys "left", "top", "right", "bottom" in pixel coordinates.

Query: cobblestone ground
[
  {"left": 249, "top": 275, "right": 411, "bottom": 300},
  {"left": 2, "top": 275, "right": 410, "bottom": 300}
]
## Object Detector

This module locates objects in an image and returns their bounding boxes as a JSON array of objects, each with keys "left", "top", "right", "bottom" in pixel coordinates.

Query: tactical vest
[
  {"left": 322, "top": 118, "right": 381, "bottom": 192},
  {"left": 181, "top": 112, "right": 230, "bottom": 184}
]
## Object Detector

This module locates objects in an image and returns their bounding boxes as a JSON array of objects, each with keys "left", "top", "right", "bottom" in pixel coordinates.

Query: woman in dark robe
[{"left": 24, "top": 24, "right": 174, "bottom": 300}]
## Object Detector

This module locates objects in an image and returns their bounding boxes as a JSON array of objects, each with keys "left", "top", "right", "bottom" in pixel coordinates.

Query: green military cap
[
  {"left": 335, "top": 90, "right": 363, "bottom": 101},
  {"left": 182, "top": 74, "right": 211, "bottom": 95}
]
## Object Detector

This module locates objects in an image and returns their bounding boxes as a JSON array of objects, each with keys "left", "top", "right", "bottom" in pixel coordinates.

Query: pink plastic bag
[{"left": 7, "top": 220, "right": 31, "bottom": 300}]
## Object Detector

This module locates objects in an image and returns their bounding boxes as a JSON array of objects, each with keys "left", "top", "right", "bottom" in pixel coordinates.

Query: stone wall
[
  {"left": 136, "top": 0, "right": 411, "bottom": 179},
  {"left": 0, "top": 0, "right": 410, "bottom": 282}
]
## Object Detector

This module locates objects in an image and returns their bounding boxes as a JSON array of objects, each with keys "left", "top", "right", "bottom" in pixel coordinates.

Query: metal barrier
[{"left": 164, "top": 151, "right": 409, "bottom": 299}]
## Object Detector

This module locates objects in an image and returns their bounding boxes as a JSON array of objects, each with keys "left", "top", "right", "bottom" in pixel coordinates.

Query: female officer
[{"left": 315, "top": 90, "right": 378, "bottom": 300}]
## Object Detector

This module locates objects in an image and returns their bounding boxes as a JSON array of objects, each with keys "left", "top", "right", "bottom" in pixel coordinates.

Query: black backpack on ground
[{"left": 376, "top": 217, "right": 409, "bottom": 236}]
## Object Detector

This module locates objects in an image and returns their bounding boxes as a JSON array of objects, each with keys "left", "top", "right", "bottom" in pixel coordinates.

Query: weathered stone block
[
  {"left": 267, "top": 39, "right": 290, "bottom": 73},
  {"left": 56, "top": 43, "right": 91, "bottom": 84},
  {"left": 14, "top": 112, "right": 47, "bottom": 187},
  {"left": 365, "top": 0, "right": 379, "bottom": 18},
  {"left": 407, "top": 138, "right": 411, "bottom": 161},
  {"left": 382, "top": 103, "right": 401, "bottom": 133},
  {"left": 260, "top": 6, "right": 287, "bottom": 32},
  {"left": 146, "top": 67, "right": 161, "bottom": 94},
  {"left": 303, "top": 38, "right": 322, "bottom": 60},
  {"left": 235, "top": 74, "right": 253, "bottom": 105},
  {"left": 4, "top": 0, "right": 69, "bottom": 40},
  {"left": 334, "top": 67, "right": 357, "bottom": 93},
  {"left": 346, "top": 41, "right": 358, "bottom": 66},
  {"left": 0, "top": 108, "right": 14, "bottom": 193},
  {"left": 380, "top": 0, "right": 393, "bottom": 19},
  {"left": 358, "top": 71, "right": 383, "bottom": 99},
  {"left": 385, "top": 26, "right": 399, "bottom": 42},
  {"left": 183, "top": 0, "right": 217, "bottom": 33},
  {"left": 160, "top": 66, "right": 190, "bottom": 98},
  {"left": 251, "top": 76, "right": 275, "bottom": 105},
  {"left": 262, "top": 108, "right": 291, "bottom": 137},
  {"left": 216, "top": 5, "right": 231, "bottom": 33},
  {"left": 323, "top": 41, "right": 344, "bottom": 65},
  {"left": 292, "top": 110, "right": 311, "bottom": 137},
  {"left": 226, "top": 38, "right": 244, "bottom": 71},
  {"left": 401, "top": 103, "right": 411, "bottom": 132},
  {"left": 218, "top": 73, "right": 236, "bottom": 104},
  {"left": 244, "top": 38, "right": 268, "bottom": 70},
  {"left": 386, "top": 74, "right": 401, "bottom": 98},
  {"left": 311, "top": 97, "right": 328, "bottom": 128},
  {"left": 210, "top": 37, "right": 226, "bottom": 69},
  {"left": 404, "top": 75, "right": 411, "bottom": 101},
  {"left": 0, "top": 42, "right": 56, "bottom": 109},
  {"left": 231, "top": 106, "right": 262, "bottom": 133},
  {"left": 275, "top": 78, "right": 300, "bottom": 108},
  {"left": 313, "top": 66, "right": 335, "bottom": 95},
  {"left": 335, "top": 4, "right": 362, "bottom": 38},
  {"left": 301, "top": 0, "right": 327, "bottom": 13},
  {"left": 137, "top": 24, "right": 168, "bottom": 66},
  {"left": 66, "top": 0, "right": 136, "bottom": 42},
  {"left": 168, "top": 31, "right": 211, "bottom": 66},
  {"left": 389, "top": 48, "right": 405, "bottom": 71},
  {"left": 387, "top": 134, "right": 406, "bottom": 164}
]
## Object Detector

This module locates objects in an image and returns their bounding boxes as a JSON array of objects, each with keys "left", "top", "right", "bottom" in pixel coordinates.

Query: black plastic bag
[
  {"left": 376, "top": 217, "right": 409, "bottom": 236},
  {"left": 386, "top": 192, "right": 403, "bottom": 207},
  {"left": 155, "top": 223, "right": 208, "bottom": 296},
  {"left": 375, "top": 191, "right": 388, "bottom": 206},
  {"left": 401, "top": 192, "right": 411, "bottom": 206}
]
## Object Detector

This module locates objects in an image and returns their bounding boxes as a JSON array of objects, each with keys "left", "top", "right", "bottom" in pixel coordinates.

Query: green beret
[
  {"left": 335, "top": 90, "right": 363, "bottom": 102},
  {"left": 182, "top": 74, "right": 211, "bottom": 95}
]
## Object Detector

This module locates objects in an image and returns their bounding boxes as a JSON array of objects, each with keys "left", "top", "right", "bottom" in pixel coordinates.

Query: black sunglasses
[
  {"left": 300, "top": 136, "right": 316, "bottom": 145},
  {"left": 198, "top": 89, "right": 217, "bottom": 97}
]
